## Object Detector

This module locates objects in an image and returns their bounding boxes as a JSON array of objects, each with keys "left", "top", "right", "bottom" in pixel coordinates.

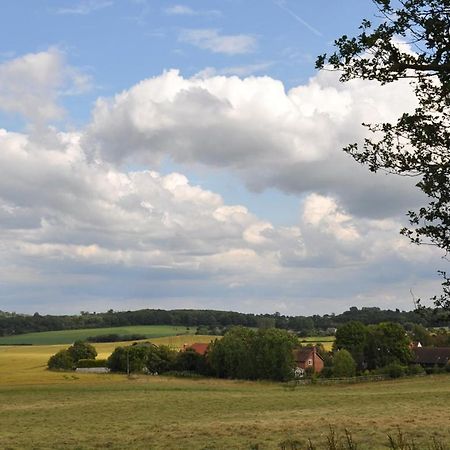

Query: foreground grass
[
  {"left": 0, "top": 344, "right": 449, "bottom": 449},
  {"left": 0, "top": 325, "right": 195, "bottom": 345},
  {"left": 0, "top": 374, "right": 448, "bottom": 449}
]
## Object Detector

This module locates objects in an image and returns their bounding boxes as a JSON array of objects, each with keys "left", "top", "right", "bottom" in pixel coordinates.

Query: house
[
  {"left": 183, "top": 342, "right": 209, "bottom": 356},
  {"left": 409, "top": 341, "right": 422, "bottom": 350},
  {"left": 412, "top": 346, "right": 450, "bottom": 368},
  {"left": 293, "top": 346, "right": 324, "bottom": 376}
]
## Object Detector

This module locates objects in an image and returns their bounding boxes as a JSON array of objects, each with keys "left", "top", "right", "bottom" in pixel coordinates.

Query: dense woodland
[{"left": 0, "top": 306, "right": 448, "bottom": 337}]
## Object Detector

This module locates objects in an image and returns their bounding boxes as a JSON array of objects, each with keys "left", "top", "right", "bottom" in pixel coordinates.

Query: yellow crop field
[{"left": 0, "top": 335, "right": 216, "bottom": 386}]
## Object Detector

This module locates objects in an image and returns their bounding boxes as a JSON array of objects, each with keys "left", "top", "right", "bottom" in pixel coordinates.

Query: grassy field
[
  {"left": 0, "top": 325, "right": 195, "bottom": 345},
  {"left": 0, "top": 343, "right": 449, "bottom": 449}
]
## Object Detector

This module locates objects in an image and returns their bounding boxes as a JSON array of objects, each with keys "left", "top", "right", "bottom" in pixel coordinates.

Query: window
[{"left": 308, "top": 359, "right": 312, "bottom": 366}]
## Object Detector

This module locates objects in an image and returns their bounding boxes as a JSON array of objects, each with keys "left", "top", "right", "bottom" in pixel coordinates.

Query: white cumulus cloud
[
  {"left": 86, "top": 68, "right": 422, "bottom": 220},
  {"left": 0, "top": 48, "right": 91, "bottom": 123}
]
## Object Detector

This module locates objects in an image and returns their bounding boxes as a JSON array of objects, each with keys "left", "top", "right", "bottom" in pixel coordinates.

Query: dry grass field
[{"left": 1, "top": 340, "right": 450, "bottom": 449}]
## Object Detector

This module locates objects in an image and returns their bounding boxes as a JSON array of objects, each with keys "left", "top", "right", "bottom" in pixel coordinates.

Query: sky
[{"left": 0, "top": 0, "right": 444, "bottom": 315}]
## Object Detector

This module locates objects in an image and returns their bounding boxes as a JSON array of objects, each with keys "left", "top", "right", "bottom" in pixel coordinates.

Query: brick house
[{"left": 293, "top": 346, "right": 324, "bottom": 376}]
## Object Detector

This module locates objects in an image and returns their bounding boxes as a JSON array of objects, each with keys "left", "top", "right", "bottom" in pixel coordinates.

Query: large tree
[
  {"left": 334, "top": 321, "right": 368, "bottom": 369},
  {"left": 317, "top": 0, "right": 450, "bottom": 309},
  {"left": 207, "top": 326, "right": 297, "bottom": 381},
  {"left": 365, "top": 322, "right": 412, "bottom": 369}
]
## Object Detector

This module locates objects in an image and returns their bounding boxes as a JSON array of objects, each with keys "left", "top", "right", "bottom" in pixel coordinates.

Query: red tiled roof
[
  {"left": 188, "top": 343, "right": 209, "bottom": 355},
  {"left": 293, "top": 346, "right": 323, "bottom": 363}
]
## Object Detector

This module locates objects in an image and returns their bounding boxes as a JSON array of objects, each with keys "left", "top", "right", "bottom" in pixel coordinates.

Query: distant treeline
[{"left": 0, "top": 306, "right": 448, "bottom": 337}]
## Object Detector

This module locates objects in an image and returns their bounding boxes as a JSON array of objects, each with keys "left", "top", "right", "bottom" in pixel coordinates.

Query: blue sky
[
  {"left": 0, "top": 1, "right": 443, "bottom": 315},
  {"left": 1, "top": 1, "right": 376, "bottom": 122}
]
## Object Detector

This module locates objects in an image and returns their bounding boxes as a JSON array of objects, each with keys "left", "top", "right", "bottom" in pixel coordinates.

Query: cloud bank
[
  {"left": 87, "top": 68, "right": 422, "bottom": 219},
  {"left": 0, "top": 50, "right": 441, "bottom": 314}
]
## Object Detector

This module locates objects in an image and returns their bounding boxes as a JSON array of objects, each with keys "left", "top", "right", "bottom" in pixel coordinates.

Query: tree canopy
[
  {"left": 317, "top": 0, "right": 450, "bottom": 309},
  {"left": 47, "top": 341, "right": 97, "bottom": 370},
  {"left": 208, "top": 327, "right": 297, "bottom": 381},
  {"left": 334, "top": 321, "right": 412, "bottom": 370},
  {"left": 334, "top": 321, "right": 368, "bottom": 369}
]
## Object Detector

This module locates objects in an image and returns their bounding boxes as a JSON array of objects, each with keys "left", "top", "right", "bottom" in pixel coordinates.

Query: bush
[
  {"left": 76, "top": 359, "right": 108, "bottom": 368},
  {"left": 383, "top": 362, "right": 405, "bottom": 378},
  {"left": 332, "top": 349, "right": 356, "bottom": 378},
  {"left": 319, "top": 366, "right": 333, "bottom": 378},
  {"left": 446, "top": 362, "right": 450, "bottom": 373},
  {"left": 47, "top": 341, "right": 99, "bottom": 370},
  {"left": 406, "top": 364, "right": 425, "bottom": 376},
  {"left": 425, "top": 364, "right": 445, "bottom": 375},
  {"left": 174, "top": 349, "right": 206, "bottom": 373},
  {"left": 47, "top": 349, "right": 74, "bottom": 370}
]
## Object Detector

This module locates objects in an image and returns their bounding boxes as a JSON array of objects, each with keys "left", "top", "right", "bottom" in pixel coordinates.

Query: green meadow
[
  {"left": 0, "top": 325, "right": 194, "bottom": 345},
  {"left": 0, "top": 342, "right": 449, "bottom": 449}
]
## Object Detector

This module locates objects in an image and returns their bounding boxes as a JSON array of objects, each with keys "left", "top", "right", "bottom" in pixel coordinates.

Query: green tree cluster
[
  {"left": 207, "top": 327, "right": 298, "bottom": 381},
  {"left": 107, "top": 342, "right": 177, "bottom": 374},
  {"left": 173, "top": 348, "right": 206, "bottom": 373},
  {"left": 334, "top": 321, "right": 412, "bottom": 371},
  {"left": 47, "top": 341, "right": 97, "bottom": 370}
]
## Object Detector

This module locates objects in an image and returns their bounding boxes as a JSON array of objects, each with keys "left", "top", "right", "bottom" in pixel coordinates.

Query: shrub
[
  {"left": 48, "top": 349, "right": 74, "bottom": 370},
  {"left": 383, "top": 362, "right": 405, "bottom": 378},
  {"left": 406, "top": 364, "right": 425, "bottom": 376},
  {"left": 332, "top": 349, "right": 356, "bottom": 378},
  {"left": 76, "top": 359, "right": 108, "bottom": 368},
  {"left": 174, "top": 349, "right": 205, "bottom": 373},
  {"left": 319, "top": 366, "right": 333, "bottom": 378},
  {"left": 425, "top": 364, "right": 445, "bottom": 375},
  {"left": 446, "top": 362, "right": 450, "bottom": 373}
]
